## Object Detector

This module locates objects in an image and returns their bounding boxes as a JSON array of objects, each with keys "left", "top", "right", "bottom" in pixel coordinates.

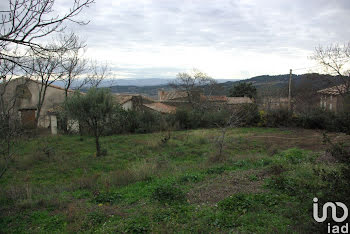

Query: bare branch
[
  {"left": 0, "top": 0, "right": 94, "bottom": 70},
  {"left": 310, "top": 42, "right": 350, "bottom": 97}
]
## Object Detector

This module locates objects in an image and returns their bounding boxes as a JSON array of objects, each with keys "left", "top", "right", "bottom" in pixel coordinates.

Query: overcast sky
[{"left": 64, "top": 0, "right": 350, "bottom": 79}]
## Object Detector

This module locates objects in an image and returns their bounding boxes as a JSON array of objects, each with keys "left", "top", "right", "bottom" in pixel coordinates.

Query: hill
[{"left": 107, "top": 73, "right": 341, "bottom": 98}]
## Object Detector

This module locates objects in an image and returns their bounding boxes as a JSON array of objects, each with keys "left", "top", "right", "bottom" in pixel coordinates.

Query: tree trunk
[
  {"left": 62, "top": 117, "right": 68, "bottom": 133},
  {"left": 95, "top": 134, "right": 101, "bottom": 157}
]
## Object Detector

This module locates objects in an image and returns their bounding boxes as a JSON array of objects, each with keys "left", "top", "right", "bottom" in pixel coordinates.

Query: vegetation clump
[{"left": 151, "top": 182, "right": 186, "bottom": 204}]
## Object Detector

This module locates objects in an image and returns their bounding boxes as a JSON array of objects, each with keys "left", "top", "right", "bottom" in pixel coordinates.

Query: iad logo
[{"left": 313, "top": 197, "right": 349, "bottom": 233}]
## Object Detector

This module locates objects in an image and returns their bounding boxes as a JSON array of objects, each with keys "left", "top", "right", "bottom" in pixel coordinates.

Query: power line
[
  {"left": 292, "top": 64, "right": 325, "bottom": 71},
  {"left": 293, "top": 57, "right": 350, "bottom": 71}
]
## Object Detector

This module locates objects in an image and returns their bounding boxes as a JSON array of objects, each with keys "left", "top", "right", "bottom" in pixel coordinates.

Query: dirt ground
[
  {"left": 187, "top": 169, "right": 266, "bottom": 205},
  {"left": 188, "top": 128, "right": 350, "bottom": 205},
  {"left": 247, "top": 128, "right": 350, "bottom": 152}
]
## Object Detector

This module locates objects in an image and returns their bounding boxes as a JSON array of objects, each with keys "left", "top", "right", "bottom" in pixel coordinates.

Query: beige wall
[
  {"left": 259, "top": 97, "right": 289, "bottom": 111},
  {"left": 320, "top": 95, "right": 340, "bottom": 112},
  {"left": 3, "top": 78, "right": 68, "bottom": 128},
  {"left": 122, "top": 101, "right": 133, "bottom": 111}
]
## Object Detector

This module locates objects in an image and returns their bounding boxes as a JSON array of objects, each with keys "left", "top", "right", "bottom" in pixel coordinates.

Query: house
[
  {"left": 317, "top": 84, "right": 350, "bottom": 112},
  {"left": 200, "top": 95, "right": 253, "bottom": 105},
  {"left": 113, "top": 93, "right": 177, "bottom": 114},
  {"left": 227, "top": 97, "right": 253, "bottom": 105},
  {"left": 113, "top": 94, "right": 155, "bottom": 111},
  {"left": 200, "top": 95, "right": 228, "bottom": 103},
  {"left": 157, "top": 89, "right": 254, "bottom": 110},
  {"left": 158, "top": 90, "right": 202, "bottom": 109},
  {"left": 0, "top": 77, "right": 73, "bottom": 132},
  {"left": 143, "top": 102, "right": 176, "bottom": 114},
  {"left": 259, "top": 97, "right": 289, "bottom": 111},
  {"left": 113, "top": 94, "right": 141, "bottom": 110},
  {"left": 158, "top": 90, "right": 190, "bottom": 102}
]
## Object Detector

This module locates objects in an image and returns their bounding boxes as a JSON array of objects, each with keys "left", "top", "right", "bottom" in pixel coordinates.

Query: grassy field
[{"left": 0, "top": 127, "right": 348, "bottom": 233}]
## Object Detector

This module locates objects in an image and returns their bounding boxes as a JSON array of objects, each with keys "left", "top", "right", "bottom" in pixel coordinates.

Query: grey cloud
[
  {"left": 56, "top": 0, "right": 350, "bottom": 78},
  {"left": 110, "top": 65, "right": 183, "bottom": 79},
  {"left": 84, "top": 0, "right": 349, "bottom": 48}
]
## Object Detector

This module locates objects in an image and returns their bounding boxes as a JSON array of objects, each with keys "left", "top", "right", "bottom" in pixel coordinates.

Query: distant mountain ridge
[
  {"left": 53, "top": 78, "right": 240, "bottom": 89},
  {"left": 100, "top": 78, "right": 240, "bottom": 87},
  {"left": 107, "top": 73, "right": 341, "bottom": 98},
  {"left": 72, "top": 73, "right": 342, "bottom": 99}
]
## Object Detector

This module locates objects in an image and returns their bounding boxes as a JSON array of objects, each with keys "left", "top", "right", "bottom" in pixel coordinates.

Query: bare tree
[
  {"left": 58, "top": 34, "right": 87, "bottom": 96},
  {"left": 311, "top": 42, "right": 350, "bottom": 97},
  {"left": 292, "top": 73, "right": 334, "bottom": 113},
  {"left": 0, "top": 59, "right": 25, "bottom": 179},
  {"left": 0, "top": 0, "right": 94, "bottom": 68},
  {"left": 26, "top": 48, "right": 65, "bottom": 126},
  {"left": 85, "top": 60, "right": 111, "bottom": 88},
  {"left": 170, "top": 69, "right": 217, "bottom": 109},
  {"left": 213, "top": 104, "right": 255, "bottom": 160}
]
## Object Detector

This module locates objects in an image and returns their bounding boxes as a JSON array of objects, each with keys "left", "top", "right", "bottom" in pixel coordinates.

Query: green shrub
[
  {"left": 275, "top": 148, "right": 312, "bottom": 164},
  {"left": 239, "top": 104, "right": 260, "bottom": 126},
  {"left": 209, "top": 211, "right": 240, "bottom": 228},
  {"left": 175, "top": 109, "right": 191, "bottom": 129},
  {"left": 266, "top": 167, "right": 320, "bottom": 197},
  {"left": 266, "top": 175, "right": 298, "bottom": 195},
  {"left": 107, "top": 109, "right": 167, "bottom": 134},
  {"left": 30, "top": 211, "right": 66, "bottom": 232},
  {"left": 174, "top": 105, "right": 259, "bottom": 130},
  {"left": 123, "top": 215, "right": 150, "bottom": 233},
  {"left": 100, "top": 148, "right": 107, "bottom": 156},
  {"left": 315, "top": 135, "right": 350, "bottom": 205},
  {"left": 218, "top": 193, "right": 253, "bottom": 213},
  {"left": 263, "top": 109, "right": 293, "bottom": 127},
  {"left": 81, "top": 211, "right": 108, "bottom": 231},
  {"left": 206, "top": 166, "right": 226, "bottom": 175},
  {"left": 151, "top": 183, "right": 186, "bottom": 204},
  {"left": 257, "top": 108, "right": 350, "bottom": 133},
  {"left": 296, "top": 109, "right": 350, "bottom": 133},
  {"left": 179, "top": 173, "right": 203, "bottom": 183},
  {"left": 265, "top": 163, "right": 287, "bottom": 175},
  {"left": 86, "top": 211, "right": 107, "bottom": 226},
  {"left": 296, "top": 109, "right": 335, "bottom": 130},
  {"left": 334, "top": 111, "right": 350, "bottom": 134},
  {"left": 93, "top": 191, "right": 122, "bottom": 204},
  {"left": 218, "top": 193, "right": 281, "bottom": 213}
]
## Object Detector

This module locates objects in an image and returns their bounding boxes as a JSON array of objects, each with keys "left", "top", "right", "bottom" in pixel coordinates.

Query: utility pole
[{"left": 288, "top": 69, "right": 292, "bottom": 112}]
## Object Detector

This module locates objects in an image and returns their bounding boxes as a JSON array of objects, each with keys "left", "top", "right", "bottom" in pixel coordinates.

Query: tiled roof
[
  {"left": 201, "top": 95, "right": 228, "bottom": 102},
  {"left": 143, "top": 102, "right": 176, "bottom": 114},
  {"left": 261, "top": 97, "right": 289, "bottom": 102},
  {"left": 2, "top": 77, "right": 77, "bottom": 93},
  {"left": 140, "top": 95, "right": 155, "bottom": 103},
  {"left": 227, "top": 97, "right": 253, "bottom": 104},
  {"left": 113, "top": 94, "right": 134, "bottom": 104},
  {"left": 317, "top": 84, "right": 349, "bottom": 95},
  {"left": 159, "top": 90, "right": 188, "bottom": 100},
  {"left": 113, "top": 94, "right": 155, "bottom": 104},
  {"left": 27, "top": 78, "right": 75, "bottom": 92}
]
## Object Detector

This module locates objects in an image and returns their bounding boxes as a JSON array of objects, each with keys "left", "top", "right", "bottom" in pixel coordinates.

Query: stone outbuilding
[
  {"left": 317, "top": 84, "right": 350, "bottom": 112},
  {"left": 1, "top": 77, "right": 73, "bottom": 132}
]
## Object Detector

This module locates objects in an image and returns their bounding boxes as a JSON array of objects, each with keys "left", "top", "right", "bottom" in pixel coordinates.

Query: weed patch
[
  {"left": 93, "top": 191, "right": 122, "bottom": 204},
  {"left": 151, "top": 182, "right": 186, "bottom": 204}
]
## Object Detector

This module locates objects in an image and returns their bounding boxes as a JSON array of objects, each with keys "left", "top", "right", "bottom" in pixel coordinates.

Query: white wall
[{"left": 122, "top": 100, "right": 133, "bottom": 110}]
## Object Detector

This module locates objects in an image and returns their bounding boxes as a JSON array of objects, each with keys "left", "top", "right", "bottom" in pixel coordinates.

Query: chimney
[{"left": 158, "top": 89, "right": 165, "bottom": 101}]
